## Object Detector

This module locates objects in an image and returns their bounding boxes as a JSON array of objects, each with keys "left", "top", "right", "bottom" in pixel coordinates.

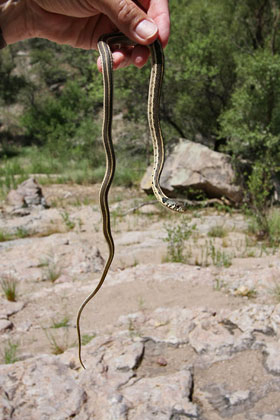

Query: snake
[{"left": 76, "top": 33, "right": 188, "bottom": 369}]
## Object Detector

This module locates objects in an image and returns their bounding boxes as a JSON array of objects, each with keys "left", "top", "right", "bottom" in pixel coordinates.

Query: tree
[
  {"left": 162, "top": 0, "right": 237, "bottom": 145},
  {"left": 0, "top": 46, "right": 27, "bottom": 106}
]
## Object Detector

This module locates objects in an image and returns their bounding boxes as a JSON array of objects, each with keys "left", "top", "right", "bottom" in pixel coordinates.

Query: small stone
[
  {"left": 234, "top": 285, "right": 250, "bottom": 296},
  {"left": 156, "top": 356, "right": 168, "bottom": 366},
  {"left": 228, "top": 390, "right": 251, "bottom": 406}
]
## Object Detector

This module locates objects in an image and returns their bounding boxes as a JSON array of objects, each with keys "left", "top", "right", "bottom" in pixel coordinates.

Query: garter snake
[{"left": 77, "top": 33, "right": 188, "bottom": 369}]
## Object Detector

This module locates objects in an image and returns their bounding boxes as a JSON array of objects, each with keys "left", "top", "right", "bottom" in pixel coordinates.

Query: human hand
[{"left": 1, "top": 0, "right": 170, "bottom": 69}]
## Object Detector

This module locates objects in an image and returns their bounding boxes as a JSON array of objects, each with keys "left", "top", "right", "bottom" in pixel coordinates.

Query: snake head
[{"left": 162, "top": 198, "right": 188, "bottom": 213}]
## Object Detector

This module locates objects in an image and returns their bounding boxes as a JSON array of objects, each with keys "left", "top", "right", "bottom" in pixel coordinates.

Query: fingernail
[{"left": 135, "top": 20, "right": 158, "bottom": 40}]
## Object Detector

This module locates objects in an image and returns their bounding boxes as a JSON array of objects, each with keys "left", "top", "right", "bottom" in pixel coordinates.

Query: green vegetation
[
  {"left": 213, "top": 278, "right": 226, "bottom": 292},
  {"left": 0, "top": 229, "right": 13, "bottom": 242},
  {"left": 81, "top": 334, "right": 96, "bottom": 346},
  {"left": 43, "top": 325, "right": 73, "bottom": 355},
  {"left": 194, "top": 240, "right": 232, "bottom": 268},
  {"left": 267, "top": 208, "right": 280, "bottom": 245},
  {"left": 1, "top": 0, "right": 280, "bottom": 220},
  {"left": 39, "top": 254, "right": 62, "bottom": 282},
  {"left": 44, "top": 330, "right": 69, "bottom": 355},
  {"left": 209, "top": 241, "right": 232, "bottom": 268},
  {"left": 2, "top": 340, "right": 19, "bottom": 364},
  {"left": 1, "top": 275, "right": 18, "bottom": 301},
  {"left": 247, "top": 206, "right": 280, "bottom": 246},
  {"left": 163, "top": 218, "right": 196, "bottom": 263},
  {"left": 61, "top": 211, "right": 76, "bottom": 231},
  {"left": 0, "top": 226, "right": 33, "bottom": 242},
  {"left": 51, "top": 316, "right": 70, "bottom": 329},
  {"left": 208, "top": 225, "right": 227, "bottom": 238},
  {"left": 271, "top": 283, "right": 280, "bottom": 302},
  {"left": 15, "top": 227, "right": 31, "bottom": 238}
]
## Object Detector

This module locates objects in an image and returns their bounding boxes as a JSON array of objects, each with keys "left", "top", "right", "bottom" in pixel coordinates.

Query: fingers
[
  {"left": 99, "top": 0, "right": 158, "bottom": 45},
  {"left": 147, "top": 0, "right": 170, "bottom": 47},
  {"left": 131, "top": 45, "right": 150, "bottom": 68},
  {"left": 96, "top": 0, "right": 169, "bottom": 71},
  {"left": 97, "top": 45, "right": 150, "bottom": 71}
]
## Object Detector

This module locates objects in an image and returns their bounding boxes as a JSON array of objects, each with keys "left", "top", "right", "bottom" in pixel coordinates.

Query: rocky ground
[{"left": 1, "top": 180, "right": 280, "bottom": 419}]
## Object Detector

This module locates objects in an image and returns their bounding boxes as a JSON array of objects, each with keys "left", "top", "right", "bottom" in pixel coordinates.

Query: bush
[{"left": 20, "top": 81, "right": 102, "bottom": 165}]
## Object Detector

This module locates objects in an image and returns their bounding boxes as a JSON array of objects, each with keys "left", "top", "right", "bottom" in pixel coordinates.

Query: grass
[
  {"left": 47, "top": 333, "right": 68, "bottom": 355},
  {"left": 0, "top": 160, "right": 27, "bottom": 200},
  {"left": 128, "top": 318, "right": 142, "bottom": 338},
  {"left": 213, "top": 278, "right": 226, "bottom": 291},
  {"left": 3, "top": 340, "right": 19, "bottom": 364},
  {"left": 208, "top": 225, "right": 227, "bottom": 238},
  {"left": 247, "top": 207, "right": 280, "bottom": 247},
  {"left": 81, "top": 334, "right": 96, "bottom": 346},
  {"left": 163, "top": 218, "right": 196, "bottom": 263},
  {"left": 39, "top": 254, "right": 62, "bottom": 282},
  {"left": 195, "top": 245, "right": 209, "bottom": 267},
  {"left": 44, "top": 263, "right": 62, "bottom": 283},
  {"left": 0, "top": 227, "right": 33, "bottom": 242},
  {"left": 15, "top": 227, "right": 31, "bottom": 238},
  {"left": 43, "top": 328, "right": 72, "bottom": 355},
  {"left": 245, "top": 289, "right": 257, "bottom": 299},
  {"left": 51, "top": 316, "right": 70, "bottom": 329},
  {"left": 60, "top": 211, "right": 76, "bottom": 230},
  {"left": 1, "top": 275, "right": 18, "bottom": 301},
  {"left": 267, "top": 208, "right": 280, "bottom": 246},
  {"left": 0, "top": 229, "right": 13, "bottom": 242},
  {"left": 194, "top": 240, "right": 232, "bottom": 268},
  {"left": 0, "top": 144, "right": 146, "bottom": 201},
  {"left": 270, "top": 283, "right": 280, "bottom": 302},
  {"left": 209, "top": 241, "right": 232, "bottom": 268}
]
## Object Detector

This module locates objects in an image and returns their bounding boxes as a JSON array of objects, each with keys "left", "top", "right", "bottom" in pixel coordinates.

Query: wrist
[{"left": 0, "top": 0, "right": 32, "bottom": 45}]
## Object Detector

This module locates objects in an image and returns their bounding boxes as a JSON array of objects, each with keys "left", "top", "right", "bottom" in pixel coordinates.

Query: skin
[{"left": 0, "top": 0, "right": 170, "bottom": 69}]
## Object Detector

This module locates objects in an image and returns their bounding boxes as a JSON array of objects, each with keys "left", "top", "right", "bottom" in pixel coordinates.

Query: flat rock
[
  {"left": 122, "top": 370, "right": 198, "bottom": 419},
  {"left": 0, "top": 355, "right": 86, "bottom": 420}
]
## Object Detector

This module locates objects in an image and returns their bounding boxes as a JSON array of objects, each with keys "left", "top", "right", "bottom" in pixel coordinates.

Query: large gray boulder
[{"left": 141, "top": 139, "right": 243, "bottom": 203}]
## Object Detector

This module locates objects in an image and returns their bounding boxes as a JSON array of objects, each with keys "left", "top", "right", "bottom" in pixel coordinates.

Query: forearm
[{"left": 0, "top": 0, "right": 31, "bottom": 46}]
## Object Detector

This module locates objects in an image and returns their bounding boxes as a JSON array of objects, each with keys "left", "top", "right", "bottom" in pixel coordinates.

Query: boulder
[
  {"left": 7, "top": 177, "right": 48, "bottom": 209},
  {"left": 141, "top": 139, "right": 243, "bottom": 203}
]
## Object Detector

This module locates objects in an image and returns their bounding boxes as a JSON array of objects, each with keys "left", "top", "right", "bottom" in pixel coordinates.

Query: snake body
[{"left": 77, "top": 33, "right": 188, "bottom": 369}]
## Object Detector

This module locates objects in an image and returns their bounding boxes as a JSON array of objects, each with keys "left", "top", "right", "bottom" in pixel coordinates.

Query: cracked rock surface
[{"left": 1, "top": 183, "right": 280, "bottom": 419}]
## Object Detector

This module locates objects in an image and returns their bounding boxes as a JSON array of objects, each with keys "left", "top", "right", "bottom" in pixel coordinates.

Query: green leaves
[
  {"left": 20, "top": 80, "right": 101, "bottom": 162},
  {"left": 219, "top": 48, "right": 280, "bottom": 166}
]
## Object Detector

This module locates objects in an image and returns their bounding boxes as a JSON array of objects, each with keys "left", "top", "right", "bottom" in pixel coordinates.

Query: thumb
[{"left": 100, "top": 0, "right": 158, "bottom": 45}]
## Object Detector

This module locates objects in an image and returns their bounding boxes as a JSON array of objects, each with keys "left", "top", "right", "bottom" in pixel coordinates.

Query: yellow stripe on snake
[{"left": 76, "top": 33, "right": 188, "bottom": 369}]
